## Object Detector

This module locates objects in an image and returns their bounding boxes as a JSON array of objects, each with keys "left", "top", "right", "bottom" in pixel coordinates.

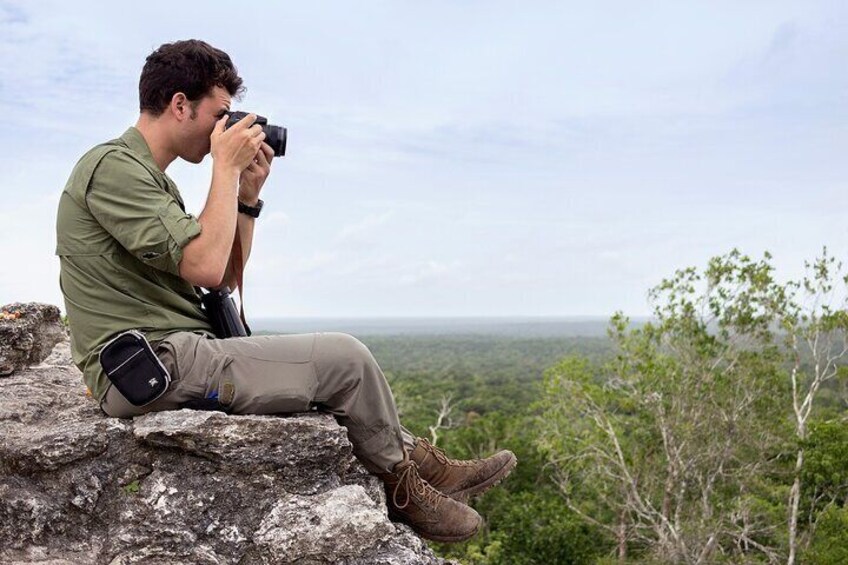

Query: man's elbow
[{"left": 179, "top": 256, "right": 228, "bottom": 288}]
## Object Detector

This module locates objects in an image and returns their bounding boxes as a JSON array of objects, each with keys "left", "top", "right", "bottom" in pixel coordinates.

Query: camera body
[
  {"left": 225, "top": 111, "right": 287, "bottom": 157},
  {"left": 201, "top": 287, "right": 250, "bottom": 338}
]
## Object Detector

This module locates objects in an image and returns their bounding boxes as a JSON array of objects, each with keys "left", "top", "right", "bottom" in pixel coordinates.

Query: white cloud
[
  {"left": 265, "top": 211, "right": 291, "bottom": 227},
  {"left": 334, "top": 210, "right": 395, "bottom": 244},
  {"left": 289, "top": 251, "right": 339, "bottom": 276},
  {"left": 398, "top": 260, "right": 463, "bottom": 287}
]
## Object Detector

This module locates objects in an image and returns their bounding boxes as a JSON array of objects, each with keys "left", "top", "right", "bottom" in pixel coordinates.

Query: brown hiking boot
[
  {"left": 379, "top": 457, "right": 482, "bottom": 542},
  {"left": 409, "top": 438, "right": 517, "bottom": 502}
]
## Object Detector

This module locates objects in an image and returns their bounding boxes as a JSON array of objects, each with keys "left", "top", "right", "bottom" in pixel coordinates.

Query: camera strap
[{"left": 231, "top": 224, "right": 250, "bottom": 334}]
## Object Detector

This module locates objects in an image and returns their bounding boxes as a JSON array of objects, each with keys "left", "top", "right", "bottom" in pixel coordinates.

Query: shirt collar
[{"left": 119, "top": 127, "right": 162, "bottom": 173}]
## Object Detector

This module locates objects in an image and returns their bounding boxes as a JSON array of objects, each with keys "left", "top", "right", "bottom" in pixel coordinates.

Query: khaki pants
[{"left": 101, "top": 332, "right": 415, "bottom": 473}]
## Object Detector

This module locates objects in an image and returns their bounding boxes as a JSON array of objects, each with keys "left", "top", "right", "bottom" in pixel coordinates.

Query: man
[{"left": 55, "top": 39, "right": 516, "bottom": 543}]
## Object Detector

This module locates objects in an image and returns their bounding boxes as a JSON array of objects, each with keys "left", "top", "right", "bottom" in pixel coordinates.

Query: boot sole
[
  {"left": 417, "top": 521, "right": 481, "bottom": 543},
  {"left": 450, "top": 451, "right": 518, "bottom": 502},
  {"left": 387, "top": 510, "right": 482, "bottom": 543}
]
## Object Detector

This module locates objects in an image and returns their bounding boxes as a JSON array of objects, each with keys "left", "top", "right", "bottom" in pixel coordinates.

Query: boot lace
[
  {"left": 420, "top": 438, "right": 476, "bottom": 467},
  {"left": 392, "top": 461, "right": 444, "bottom": 511}
]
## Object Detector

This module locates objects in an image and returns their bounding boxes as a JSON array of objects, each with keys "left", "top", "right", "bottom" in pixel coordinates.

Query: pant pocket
[
  {"left": 163, "top": 350, "right": 232, "bottom": 406},
  {"left": 217, "top": 354, "right": 318, "bottom": 415},
  {"left": 153, "top": 332, "right": 206, "bottom": 383}
]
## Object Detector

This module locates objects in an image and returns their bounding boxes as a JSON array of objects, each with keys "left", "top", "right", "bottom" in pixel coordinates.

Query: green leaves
[
  {"left": 537, "top": 248, "right": 848, "bottom": 563},
  {"left": 371, "top": 247, "right": 848, "bottom": 563}
]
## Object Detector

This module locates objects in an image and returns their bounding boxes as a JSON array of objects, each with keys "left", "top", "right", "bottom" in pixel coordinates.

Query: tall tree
[
  {"left": 779, "top": 251, "right": 848, "bottom": 564},
  {"left": 539, "top": 250, "right": 848, "bottom": 563}
]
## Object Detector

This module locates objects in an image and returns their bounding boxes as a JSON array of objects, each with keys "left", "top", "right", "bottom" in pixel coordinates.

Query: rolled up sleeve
[{"left": 86, "top": 151, "right": 202, "bottom": 276}]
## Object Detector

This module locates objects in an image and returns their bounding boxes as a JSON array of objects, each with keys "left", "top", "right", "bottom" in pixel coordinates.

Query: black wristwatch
[{"left": 238, "top": 198, "right": 264, "bottom": 219}]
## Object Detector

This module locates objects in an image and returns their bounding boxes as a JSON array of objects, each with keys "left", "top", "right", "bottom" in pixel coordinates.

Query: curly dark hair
[{"left": 139, "top": 39, "right": 245, "bottom": 116}]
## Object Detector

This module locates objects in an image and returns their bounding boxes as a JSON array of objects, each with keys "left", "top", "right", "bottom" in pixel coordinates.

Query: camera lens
[{"left": 265, "top": 125, "right": 287, "bottom": 157}]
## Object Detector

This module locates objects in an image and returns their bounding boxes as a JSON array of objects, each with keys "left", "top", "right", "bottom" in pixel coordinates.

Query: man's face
[{"left": 180, "top": 85, "right": 232, "bottom": 164}]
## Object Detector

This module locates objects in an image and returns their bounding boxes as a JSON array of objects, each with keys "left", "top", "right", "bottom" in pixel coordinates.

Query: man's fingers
[
  {"left": 213, "top": 115, "right": 229, "bottom": 133},
  {"left": 248, "top": 123, "right": 264, "bottom": 137},
  {"left": 253, "top": 144, "right": 271, "bottom": 168},
  {"left": 258, "top": 142, "right": 274, "bottom": 164},
  {"left": 233, "top": 113, "right": 257, "bottom": 129}
]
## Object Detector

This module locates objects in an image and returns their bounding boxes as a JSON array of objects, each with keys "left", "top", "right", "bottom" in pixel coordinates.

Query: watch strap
[{"left": 238, "top": 198, "right": 263, "bottom": 218}]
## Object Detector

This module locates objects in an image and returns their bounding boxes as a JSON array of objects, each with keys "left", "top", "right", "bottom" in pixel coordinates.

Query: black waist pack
[
  {"left": 99, "top": 330, "right": 171, "bottom": 406},
  {"left": 201, "top": 287, "right": 250, "bottom": 338}
]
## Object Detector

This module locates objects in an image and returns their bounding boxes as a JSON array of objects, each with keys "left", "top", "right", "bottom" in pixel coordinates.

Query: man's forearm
[
  {"left": 179, "top": 164, "right": 241, "bottom": 287},
  {"left": 218, "top": 141, "right": 271, "bottom": 291}
]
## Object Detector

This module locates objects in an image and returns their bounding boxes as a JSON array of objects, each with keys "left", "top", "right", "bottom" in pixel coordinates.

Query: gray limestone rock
[
  {"left": 0, "top": 335, "right": 452, "bottom": 565},
  {"left": 250, "top": 485, "right": 394, "bottom": 562},
  {"left": 0, "top": 302, "right": 68, "bottom": 376}
]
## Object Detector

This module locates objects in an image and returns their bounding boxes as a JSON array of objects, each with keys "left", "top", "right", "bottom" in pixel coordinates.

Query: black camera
[
  {"left": 225, "top": 111, "right": 287, "bottom": 157},
  {"left": 201, "top": 287, "right": 250, "bottom": 338}
]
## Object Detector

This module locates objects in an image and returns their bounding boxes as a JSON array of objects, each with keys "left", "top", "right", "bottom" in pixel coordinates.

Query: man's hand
[
  {"left": 238, "top": 142, "right": 274, "bottom": 206},
  {"left": 210, "top": 113, "right": 266, "bottom": 173}
]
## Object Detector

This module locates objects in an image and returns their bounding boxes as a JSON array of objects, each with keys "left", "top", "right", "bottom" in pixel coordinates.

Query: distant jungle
[{"left": 352, "top": 249, "right": 848, "bottom": 565}]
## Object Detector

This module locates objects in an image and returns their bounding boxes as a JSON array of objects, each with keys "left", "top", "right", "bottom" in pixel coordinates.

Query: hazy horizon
[{"left": 248, "top": 315, "right": 644, "bottom": 337}]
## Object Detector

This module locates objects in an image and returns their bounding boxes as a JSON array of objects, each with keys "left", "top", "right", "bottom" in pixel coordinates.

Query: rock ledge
[{"left": 0, "top": 337, "right": 448, "bottom": 565}]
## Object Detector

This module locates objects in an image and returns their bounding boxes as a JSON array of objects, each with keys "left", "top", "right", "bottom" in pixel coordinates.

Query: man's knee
[
  {"left": 319, "top": 332, "right": 375, "bottom": 372},
  {"left": 314, "top": 332, "right": 383, "bottom": 399}
]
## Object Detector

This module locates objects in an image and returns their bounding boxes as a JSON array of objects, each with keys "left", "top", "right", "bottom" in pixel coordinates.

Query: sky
[{"left": 1, "top": 1, "right": 847, "bottom": 318}]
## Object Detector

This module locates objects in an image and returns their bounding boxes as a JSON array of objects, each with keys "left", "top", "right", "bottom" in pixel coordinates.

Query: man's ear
[{"left": 169, "top": 92, "right": 189, "bottom": 122}]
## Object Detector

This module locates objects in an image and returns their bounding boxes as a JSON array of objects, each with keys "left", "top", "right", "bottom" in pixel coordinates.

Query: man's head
[{"left": 139, "top": 40, "right": 245, "bottom": 163}]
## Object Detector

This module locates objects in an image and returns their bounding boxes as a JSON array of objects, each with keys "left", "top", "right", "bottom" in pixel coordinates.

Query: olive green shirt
[{"left": 56, "top": 127, "right": 214, "bottom": 400}]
